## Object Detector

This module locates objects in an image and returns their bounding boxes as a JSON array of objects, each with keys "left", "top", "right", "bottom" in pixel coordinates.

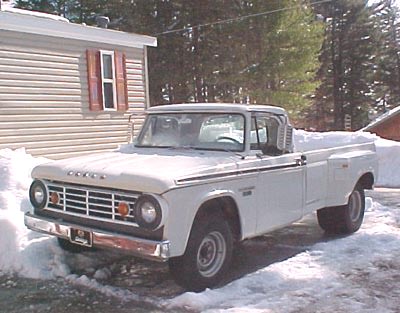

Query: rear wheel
[
  {"left": 169, "top": 213, "right": 233, "bottom": 292},
  {"left": 317, "top": 184, "right": 365, "bottom": 234}
]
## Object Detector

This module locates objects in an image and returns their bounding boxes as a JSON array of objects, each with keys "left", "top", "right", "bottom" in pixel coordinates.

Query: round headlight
[
  {"left": 29, "top": 180, "right": 48, "bottom": 210},
  {"left": 134, "top": 195, "right": 162, "bottom": 230},
  {"left": 140, "top": 201, "right": 157, "bottom": 223}
]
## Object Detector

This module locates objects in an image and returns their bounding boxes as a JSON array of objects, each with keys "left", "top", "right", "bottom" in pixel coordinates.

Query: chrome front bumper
[{"left": 24, "top": 212, "right": 170, "bottom": 262}]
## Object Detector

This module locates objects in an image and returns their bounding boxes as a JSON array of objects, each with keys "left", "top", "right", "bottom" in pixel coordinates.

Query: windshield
[{"left": 136, "top": 113, "right": 245, "bottom": 152}]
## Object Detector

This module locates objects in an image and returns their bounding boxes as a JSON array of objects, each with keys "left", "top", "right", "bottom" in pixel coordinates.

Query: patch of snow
[
  {"left": 65, "top": 273, "right": 159, "bottom": 306},
  {"left": 93, "top": 268, "right": 112, "bottom": 280},
  {"left": 2, "top": 6, "right": 70, "bottom": 22},
  {"left": 294, "top": 129, "right": 378, "bottom": 151},
  {"left": 0, "top": 148, "right": 69, "bottom": 279},
  {"left": 374, "top": 138, "right": 400, "bottom": 187}
]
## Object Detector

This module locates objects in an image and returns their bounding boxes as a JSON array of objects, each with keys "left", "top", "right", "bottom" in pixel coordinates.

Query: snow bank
[
  {"left": 374, "top": 138, "right": 400, "bottom": 187},
  {"left": 0, "top": 148, "right": 69, "bottom": 278},
  {"left": 294, "top": 129, "right": 378, "bottom": 151}
]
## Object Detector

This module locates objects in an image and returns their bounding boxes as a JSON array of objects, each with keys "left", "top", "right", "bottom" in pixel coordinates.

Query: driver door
[{"left": 250, "top": 113, "right": 305, "bottom": 235}]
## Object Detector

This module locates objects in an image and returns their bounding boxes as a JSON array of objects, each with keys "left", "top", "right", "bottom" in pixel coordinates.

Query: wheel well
[
  {"left": 194, "top": 197, "right": 241, "bottom": 242},
  {"left": 357, "top": 172, "right": 374, "bottom": 190}
]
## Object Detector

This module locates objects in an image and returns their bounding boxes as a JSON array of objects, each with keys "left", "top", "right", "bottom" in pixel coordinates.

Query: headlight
[
  {"left": 29, "top": 180, "right": 48, "bottom": 210},
  {"left": 134, "top": 195, "right": 162, "bottom": 230}
]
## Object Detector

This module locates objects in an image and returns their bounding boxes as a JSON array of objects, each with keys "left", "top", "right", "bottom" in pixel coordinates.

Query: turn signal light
[
  {"left": 118, "top": 202, "right": 130, "bottom": 216},
  {"left": 50, "top": 192, "right": 60, "bottom": 205}
]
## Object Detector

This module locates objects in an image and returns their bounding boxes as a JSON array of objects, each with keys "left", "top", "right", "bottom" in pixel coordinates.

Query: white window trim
[{"left": 100, "top": 50, "right": 117, "bottom": 111}]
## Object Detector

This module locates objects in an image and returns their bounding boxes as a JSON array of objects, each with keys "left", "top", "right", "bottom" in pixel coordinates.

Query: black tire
[
  {"left": 57, "top": 238, "right": 92, "bottom": 253},
  {"left": 317, "top": 184, "right": 365, "bottom": 234},
  {"left": 168, "top": 214, "right": 233, "bottom": 292}
]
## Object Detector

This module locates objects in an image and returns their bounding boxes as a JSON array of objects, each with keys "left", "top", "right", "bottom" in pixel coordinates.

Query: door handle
[{"left": 295, "top": 155, "right": 307, "bottom": 166}]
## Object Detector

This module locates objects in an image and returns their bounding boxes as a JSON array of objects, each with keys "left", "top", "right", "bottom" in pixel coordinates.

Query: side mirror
[
  {"left": 128, "top": 114, "right": 135, "bottom": 143},
  {"left": 277, "top": 124, "right": 294, "bottom": 153}
]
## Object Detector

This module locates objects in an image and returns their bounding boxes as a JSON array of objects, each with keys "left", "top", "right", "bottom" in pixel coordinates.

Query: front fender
[
  {"left": 196, "top": 189, "right": 238, "bottom": 208},
  {"left": 162, "top": 185, "right": 242, "bottom": 257}
]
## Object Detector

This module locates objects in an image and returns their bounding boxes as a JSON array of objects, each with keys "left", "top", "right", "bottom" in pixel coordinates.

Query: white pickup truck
[{"left": 25, "top": 103, "right": 378, "bottom": 291}]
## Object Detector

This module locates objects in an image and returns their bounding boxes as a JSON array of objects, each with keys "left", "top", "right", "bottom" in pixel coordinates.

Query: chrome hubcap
[
  {"left": 349, "top": 190, "right": 362, "bottom": 223},
  {"left": 197, "top": 231, "right": 226, "bottom": 278}
]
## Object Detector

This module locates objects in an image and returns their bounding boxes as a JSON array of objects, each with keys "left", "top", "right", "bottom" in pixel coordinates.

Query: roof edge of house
[
  {"left": 363, "top": 105, "right": 400, "bottom": 131},
  {"left": 0, "top": 8, "right": 157, "bottom": 48}
]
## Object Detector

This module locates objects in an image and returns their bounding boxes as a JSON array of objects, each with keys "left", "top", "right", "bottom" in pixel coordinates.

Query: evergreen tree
[
  {"left": 371, "top": 0, "right": 400, "bottom": 115},
  {"left": 219, "top": 0, "right": 323, "bottom": 118},
  {"left": 15, "top": 0, "right": 57, "bottom": 14},
  {"left": 310, "top": 0, "right": 379, "bottom": 130},
  {"left": 112, "top": 0, "right": 323, "bottom": 117},
  {"left": 14, "top": 0, "right": 110, "bottom": 23}
]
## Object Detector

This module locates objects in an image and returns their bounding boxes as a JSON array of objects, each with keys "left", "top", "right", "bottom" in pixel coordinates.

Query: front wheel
[
  {"left": 168, "top": 214, "right": 233, "bottom": 292},
  {"left": 317, "top": 184, "right": 365, "bottom": 234}
]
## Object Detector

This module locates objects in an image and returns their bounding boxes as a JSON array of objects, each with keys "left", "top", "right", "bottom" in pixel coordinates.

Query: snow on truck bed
[{"left": 1, "top": 130, "right": 400, "bottom": 312}]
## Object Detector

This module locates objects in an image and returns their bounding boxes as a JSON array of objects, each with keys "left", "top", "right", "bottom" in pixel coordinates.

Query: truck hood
[{"left": 32, "top": 148, "right": 240, "bottom": 194}]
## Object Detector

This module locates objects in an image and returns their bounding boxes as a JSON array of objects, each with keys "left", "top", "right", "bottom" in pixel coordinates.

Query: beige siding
[{"left": 0, "top": 30, "right": 147, "bottom": 159}]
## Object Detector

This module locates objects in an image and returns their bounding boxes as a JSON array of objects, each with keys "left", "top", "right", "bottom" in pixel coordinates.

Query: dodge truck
[{"left": 25, "top": 103, "right": 378, "bottom": 291}]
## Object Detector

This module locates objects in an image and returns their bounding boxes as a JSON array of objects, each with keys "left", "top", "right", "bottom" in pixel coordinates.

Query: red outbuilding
[{"left": 363, "top": 106, "right": 400, "bottom": 141}]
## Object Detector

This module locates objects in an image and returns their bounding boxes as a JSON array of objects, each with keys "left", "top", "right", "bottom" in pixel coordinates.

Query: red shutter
[
  {"left": 86, "top": 49, "right": 103, "bottom": 111},
  {"left": 114, "top": 51, "right": 129, "bottom": 111}
]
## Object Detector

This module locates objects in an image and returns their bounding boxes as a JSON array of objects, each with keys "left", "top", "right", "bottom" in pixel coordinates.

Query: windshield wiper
[
  {"left": 197, "top": 147, "right": 246, "bottom": 159},
  {"left": 223, "top": 149, "right": 247, "bottom": 160},
  {"left": 138, "top": 144, "right": 246, "bottom": 159},
  {"left": 168, "top": 145, "right": 199, "bottom": 151}
]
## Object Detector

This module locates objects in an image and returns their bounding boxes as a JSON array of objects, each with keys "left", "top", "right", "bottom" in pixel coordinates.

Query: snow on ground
[
  {"left": 0, "top": 148, "right": 68, "bottom": 279},
  {"left": 0, "top": 130, "right": 400, "bottom": 311},
  {"left": 167, "top": 199, "right": 400, "bottom": 312}
]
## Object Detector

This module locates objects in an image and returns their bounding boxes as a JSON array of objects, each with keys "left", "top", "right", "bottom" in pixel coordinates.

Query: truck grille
[{"left": 45, "top": 182, "right": 141, "bottom": 226}]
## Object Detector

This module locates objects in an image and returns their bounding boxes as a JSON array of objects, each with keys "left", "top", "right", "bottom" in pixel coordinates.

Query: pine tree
[
  {"left": 113, "top": 0, "right": 323, "bottom": 115},
  {"left": 310, "top": 0, "right": 379, "bottom": 130},
  {"left": 371, "top": 0, "right": 400, "bottom": 115},
  {"left": 223, "top": 0, "right": 323, "bottom": 117},
  {"left": 15, "top": 0, "right": 57, "bottom": 14},
  {"left": 14, "top": 0, "right": 111, "bottom": 23}
]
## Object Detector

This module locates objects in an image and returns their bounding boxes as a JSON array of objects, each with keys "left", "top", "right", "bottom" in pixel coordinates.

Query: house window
[
  {"left": 100, "top": 51, "right": 117, "bottom": 109},
  {"left": 87, "top": 49, "right": 128, "bottom": 112}
]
